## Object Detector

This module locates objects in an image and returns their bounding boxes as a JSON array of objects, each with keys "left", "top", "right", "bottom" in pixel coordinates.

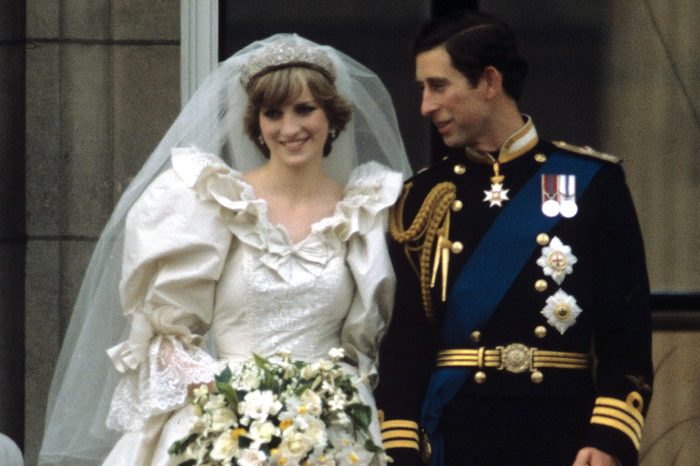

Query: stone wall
[{"left": 23, "top": 1, "right": 180, "bottom": 464}]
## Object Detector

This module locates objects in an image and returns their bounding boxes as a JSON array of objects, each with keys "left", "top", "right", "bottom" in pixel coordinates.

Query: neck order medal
[{"left": 483, "top": 161, "right": 509, "bottom": 207}]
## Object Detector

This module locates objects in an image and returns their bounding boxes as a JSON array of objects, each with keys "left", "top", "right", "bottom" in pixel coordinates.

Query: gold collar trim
[{"left": 463, "top": 116, "right": 539, "bottom": 165}]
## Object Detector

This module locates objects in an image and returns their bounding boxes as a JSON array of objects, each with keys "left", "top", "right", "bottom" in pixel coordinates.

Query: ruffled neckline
[{"left": 171, "top": 147, "right": 402, "bottom": 282}]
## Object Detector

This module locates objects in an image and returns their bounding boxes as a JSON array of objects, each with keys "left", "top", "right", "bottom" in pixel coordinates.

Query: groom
[{"left": 376, "top": 11, "right": 653, "bottom": 466}]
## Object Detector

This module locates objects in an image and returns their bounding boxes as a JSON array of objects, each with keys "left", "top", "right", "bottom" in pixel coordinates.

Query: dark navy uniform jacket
[{"left": 376, "top": 120, "right": 653, "bottom": 466}]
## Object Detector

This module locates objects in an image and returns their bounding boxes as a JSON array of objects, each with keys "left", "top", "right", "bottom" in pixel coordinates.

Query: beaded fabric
[{"left": 239, "top": 40, "right": 336, "bottom": 88}]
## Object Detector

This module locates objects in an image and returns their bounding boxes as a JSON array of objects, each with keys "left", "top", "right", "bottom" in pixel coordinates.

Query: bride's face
[{"left": 258, "top": 85, "right": 330, "bottom": 168}]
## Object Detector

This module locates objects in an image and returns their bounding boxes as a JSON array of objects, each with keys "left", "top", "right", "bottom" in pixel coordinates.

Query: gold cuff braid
[{"left": 389, "top": 181, "right": 456, "bottom": 323}]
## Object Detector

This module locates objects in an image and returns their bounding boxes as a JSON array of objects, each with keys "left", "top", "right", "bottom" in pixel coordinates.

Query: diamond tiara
[{"left": 240, "top": 40, "right": 336, "bottom": 88}]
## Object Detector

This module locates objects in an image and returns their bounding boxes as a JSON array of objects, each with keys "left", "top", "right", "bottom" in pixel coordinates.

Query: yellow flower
[
  {"left": 230, "top": 428, "right": 247, "bottom": 441},
  {"left": 280, "top": 419, "right": 294, "bottom": 430},
  {"left": 348, "top": 451, "right": 360, "bottom": 464}
]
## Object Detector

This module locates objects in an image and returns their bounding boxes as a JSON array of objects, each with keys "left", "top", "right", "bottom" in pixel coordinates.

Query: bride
[{"left": 38, "top": 34, "right": 412, "bottom": 465}]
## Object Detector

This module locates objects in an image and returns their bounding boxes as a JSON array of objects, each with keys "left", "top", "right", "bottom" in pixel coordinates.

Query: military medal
[
  {"left": 541, "top": 174, "right": 577, "bottom": 218},
  {"left": 559, "top": 174, "right": 578, "bottom": 218},
  {"left": 541, "top": 174, "right": 560, "bottom": 217},
  {"left": 483, "top": 161, "right": 509, "bottom": 207}
]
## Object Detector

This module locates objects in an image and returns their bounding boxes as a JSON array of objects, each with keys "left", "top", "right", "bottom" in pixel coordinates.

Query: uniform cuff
[
  {"left": 380, "top": 418, "right": 420, "bottom": 451},
  {"left": 587, "top": 392, "right": 645, "bottom": 465}
]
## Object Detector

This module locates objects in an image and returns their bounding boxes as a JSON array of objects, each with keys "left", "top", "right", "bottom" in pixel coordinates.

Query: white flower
[
  {"left": 318, "top": 359, "right": 334, "bottom": 371},
  {"left": 237, "top": 448, "right": 267, "bottom": 466},
  {"left": 239, "top": 369, "right": 262, "bottom": 391},
  {"left": 321, "top": 380, "right": 335, "bottom": 394},
  {"left": 192, "top": 383, "right": 210, "bottom": 401},
  {"left": 280, "top": 430, "right": 314, "bottom": 461},
  {"left": 328, "top": 428, "right": 354, "bottom": 450},
  {"left": 278, "top": 348, "right": 292, "bottom": 359},
  {"left": 169, "top": 353, "right": 380, "bottom": 466},
  {"left": 540, "top": 289, "right": 583, "bottom": 334},
  {"left": 248, "top": 420, "right": 278, "bottom": 445},
  {"left": 203, "top": 394, "right": 226, "bottom": 412},
  {"left": 301, "top": 364, "right": 317, "bottom": 380},
  {"left": 328, "top": 347, "right": 346, "bottom": 360},
  {"left": 328, "top": 393, "right": 347, "bottom": 412},
  {"left": 210, "top": 430, "right": 238, "bottom": 461},
  {"left": 536, "top": 236, "right": 577, "bottom": 285},
  {"left": 307, "top": 452, "right": 338, "bottom": 466},
  {"left": 210, "top": 407, "right": 237, "bottom": 431},
  {"left": 238, "top": 390, "right": 283, "bottom": 421},
  {"left": 305, "top": 417, "right": 328, "bottom": 449},
  {"left": 299, "top": 389, "right": 323, "bottom": 416}
]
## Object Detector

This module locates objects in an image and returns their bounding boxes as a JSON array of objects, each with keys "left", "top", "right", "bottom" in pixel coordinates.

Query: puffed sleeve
[
  {"left": 105, "top": 150, "right": 233, "bottom": 432},
  {"left": 338, "top": 162, "right": 403, "bottom": 387}
]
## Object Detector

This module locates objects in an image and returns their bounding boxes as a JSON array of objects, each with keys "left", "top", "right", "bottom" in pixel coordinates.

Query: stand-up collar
[{"left": 464, "top": 116, "right": 538, "bottom": 164}]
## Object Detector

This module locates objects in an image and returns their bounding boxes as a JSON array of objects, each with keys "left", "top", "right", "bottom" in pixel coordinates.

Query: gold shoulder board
[{"left": 552, "top": 140, "right": 621, "bottom": 164}]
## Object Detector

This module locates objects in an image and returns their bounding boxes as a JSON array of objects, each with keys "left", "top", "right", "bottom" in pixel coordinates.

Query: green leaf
[
  {"left": 365, "top": 438, "right": 384, "bottom": 453},
  {"left": 215, "top": 365, "right": 233, "bottom": 384},
  {"left": 252, "top": 353, "right": 270, "bottom": 369},
  {"left": 215, "top": 380, "right": 239, "bottom": 406},
  {"left": 168, "top": 433, "right": 198, "bottom": 455},
  {"left": 347, "top": 404, "right": 372, "bottom": 429}
]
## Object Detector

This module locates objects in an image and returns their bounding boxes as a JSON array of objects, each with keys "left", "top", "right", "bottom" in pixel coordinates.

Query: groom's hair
[{"left": 414, "top": 11, "right": 528, "bottom": 101}]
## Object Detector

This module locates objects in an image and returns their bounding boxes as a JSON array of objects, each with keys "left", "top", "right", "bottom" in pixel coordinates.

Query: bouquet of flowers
[{"left": 169, "top": 348, "right": 383, "bottom": 466}]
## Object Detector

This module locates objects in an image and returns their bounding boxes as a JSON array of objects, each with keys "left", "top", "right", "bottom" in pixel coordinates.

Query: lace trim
[{"left": 106, "top": 334, "right": 223, "bottom": 432}]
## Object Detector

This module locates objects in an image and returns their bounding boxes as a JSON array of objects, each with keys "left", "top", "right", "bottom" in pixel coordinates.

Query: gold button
[
  {"left": 470, "top": 330, "right": 481, "bottom": 343},
  {"left": 534, "top": 279, "right": 548, "bottom": 292},
  {"left": 450, "top": 241, "right": 464, "bottom": 254},
  {"left": 451, "top": 199, "right": 463, "bottom": 212},
  {"left": 534, "top": 153, "right": 547, "bottom": 163},
  {"left": 474, "top": 371, "right": 487, "bottom": 384},
  {"left": 453, "top": 164, "right": 466, "bottom": 175},
  {"left": 531, "top": 370, "right": 544, "bottom": 384},
  {"left": 534, "top": 326, "right": 547, "bottom": 338},
  {"left": 536, "top": 233, "right": 550, "bottom": 246}
]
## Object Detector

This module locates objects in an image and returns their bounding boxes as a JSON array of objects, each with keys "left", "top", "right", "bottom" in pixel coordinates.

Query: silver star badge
[
  {"left": 536, "top": 236, "right": 578, "bottom": 285},
  {"left": 483, "top": 183, "right": 510, "bottom": 207},
  {"left": 540, "top": 289, "right": 583, "bottom": 334}
]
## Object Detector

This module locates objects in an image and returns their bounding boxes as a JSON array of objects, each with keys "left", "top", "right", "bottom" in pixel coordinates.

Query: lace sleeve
[
  {"left": 106, "top": 166, "right": 232, "bottom": 431},
  {"left": 106, "top": 335, "right": 224, "bottom": 431}
]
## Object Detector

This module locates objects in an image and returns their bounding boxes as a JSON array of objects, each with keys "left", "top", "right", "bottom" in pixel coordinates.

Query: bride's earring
[
  {"left": 258, "top": 135, "right": 266, "bottom": 146},
  {"left": 328, "top": 128, "right": 337, "bottom": 140}
]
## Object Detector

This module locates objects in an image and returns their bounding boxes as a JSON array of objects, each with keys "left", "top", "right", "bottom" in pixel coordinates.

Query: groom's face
[{"left": 415, "top": 46, "right": 489, "bottom": 149}]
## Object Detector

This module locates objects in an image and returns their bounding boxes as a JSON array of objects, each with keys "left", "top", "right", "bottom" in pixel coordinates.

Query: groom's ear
[{"left": 479, "top": 65, "right": 503, "bottom": 101}]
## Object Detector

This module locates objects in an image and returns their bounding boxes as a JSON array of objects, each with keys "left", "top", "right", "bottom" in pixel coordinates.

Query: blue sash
[{"left": 421, "top": 152, "right": 602, "bottom": 465}]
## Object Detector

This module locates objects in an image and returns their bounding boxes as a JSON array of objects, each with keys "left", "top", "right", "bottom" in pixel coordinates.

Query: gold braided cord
[{"left": 389, "top": 181, "right": 457, "bottom": 323}]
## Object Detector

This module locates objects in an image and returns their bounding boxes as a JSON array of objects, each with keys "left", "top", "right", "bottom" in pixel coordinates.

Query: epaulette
[{"left": 552, "top": 140, "right": 621, "bottom": 164}]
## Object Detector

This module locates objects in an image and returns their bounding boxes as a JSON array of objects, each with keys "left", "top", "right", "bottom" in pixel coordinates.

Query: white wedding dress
[{"left": 101, "top": 147, "right": 402, "bottom": 465}]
